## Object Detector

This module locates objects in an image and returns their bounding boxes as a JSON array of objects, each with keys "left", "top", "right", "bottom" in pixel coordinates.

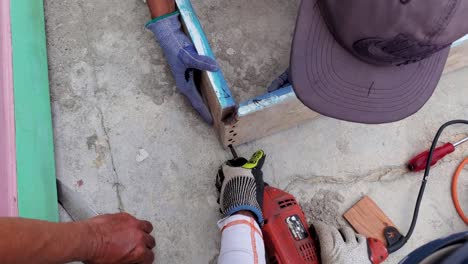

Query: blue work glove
[
  {"left": 267, "top": 68, "right": 290, "bottom": 92},
  {"left": 146, "top": 11, "right": 219, "bottom": 124}
]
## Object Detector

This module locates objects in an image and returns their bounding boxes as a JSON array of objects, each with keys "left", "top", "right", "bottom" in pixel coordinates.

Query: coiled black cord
[{"left": 387, "top": 120, "right": 468, "bottom": 253}]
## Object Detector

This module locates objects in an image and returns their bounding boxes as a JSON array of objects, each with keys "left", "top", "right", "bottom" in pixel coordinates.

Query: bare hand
[{"left": 84, "top": 213, "right": 156, "bottom": 264}]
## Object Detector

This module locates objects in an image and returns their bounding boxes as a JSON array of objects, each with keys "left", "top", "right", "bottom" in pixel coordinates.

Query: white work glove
[{"left": 313, "top": 221, "right": 371, "bottom": 264}]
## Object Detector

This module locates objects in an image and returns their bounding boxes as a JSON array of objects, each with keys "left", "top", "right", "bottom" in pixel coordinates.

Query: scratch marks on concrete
[
  {"left": 98, "top": 108, "right": 125, "bottom": 212},
  {"left": 284, "top": 165, "right": 408, "bottom": 192},
  {"left": 68, "top": 0, "right": 127, "bottom": 212}
]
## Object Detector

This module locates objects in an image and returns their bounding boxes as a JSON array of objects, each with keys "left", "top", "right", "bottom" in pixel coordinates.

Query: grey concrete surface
[
  {"left": 45, "top": 0, "right": 468, "bottom": 263},
  {"left": 193, "top": 0, "right": 298, "bottom": 103}
]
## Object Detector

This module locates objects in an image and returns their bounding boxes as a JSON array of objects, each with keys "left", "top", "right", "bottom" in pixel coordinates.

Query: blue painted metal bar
[
  {"left": 453, "top": 35, "right": 468, "bottom": 47},
  {"left": 176, "top": 0, "right": 235, "bottom": 110},
  {"left": 237, "top": 85, "right": 297, "bottom": 117}
]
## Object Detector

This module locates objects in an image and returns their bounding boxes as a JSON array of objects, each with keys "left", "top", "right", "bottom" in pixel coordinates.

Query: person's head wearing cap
[{"left": 291, "top": 0, "right": 468, "bottom": 124}]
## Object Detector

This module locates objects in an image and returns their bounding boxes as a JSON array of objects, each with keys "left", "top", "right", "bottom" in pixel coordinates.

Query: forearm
[
  {"left": 218, "top": 214, "right": 266, "bottom": 264},
  {"left": 147, "top": 0, "right": 176, "bottom": 18},
  {"left": 0, "top": 218, "right": 94, "bottom": 264}
]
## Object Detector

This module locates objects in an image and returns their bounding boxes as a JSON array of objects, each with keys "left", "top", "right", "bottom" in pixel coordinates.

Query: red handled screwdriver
[{"left": 408, "top": 136, "right": 468, "bottom": 172}]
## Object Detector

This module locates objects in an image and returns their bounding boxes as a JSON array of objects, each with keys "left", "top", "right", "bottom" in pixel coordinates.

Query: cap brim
[{"left": 291, "top": 0, "right": 450, "bottom": 124}]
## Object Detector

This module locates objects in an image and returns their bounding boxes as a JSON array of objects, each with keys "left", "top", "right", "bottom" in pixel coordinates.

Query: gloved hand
[
  {"left": 146, "top": 11, "right": 220, "bottom": 124},
  {"left": 215, "top": 150, "right": 266, "bottom": 225},
  {"left": 267, "top": 68, "right": 290, "bottom": 92},
  {"left": 313, "top": 221, "right": 371, "bottom": 264}
]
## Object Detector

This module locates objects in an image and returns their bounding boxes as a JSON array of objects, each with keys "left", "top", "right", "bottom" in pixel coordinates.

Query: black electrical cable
[{"left": 387, "top": 119, "right": 468, "bottom": 253}]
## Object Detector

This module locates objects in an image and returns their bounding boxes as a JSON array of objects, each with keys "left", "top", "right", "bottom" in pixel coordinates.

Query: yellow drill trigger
[{"left": 242, "top": 150, "right": 265, "bottom": 169}]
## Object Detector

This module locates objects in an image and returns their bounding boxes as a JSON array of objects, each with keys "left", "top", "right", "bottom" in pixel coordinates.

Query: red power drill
[{"left": 262, "top": 185, "right": 389, "bottom": 264}]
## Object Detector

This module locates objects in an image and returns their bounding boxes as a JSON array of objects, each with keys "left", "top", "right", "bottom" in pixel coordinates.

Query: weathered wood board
[{"left": 344, "top": 196, "right": 398, "bottom": 246}]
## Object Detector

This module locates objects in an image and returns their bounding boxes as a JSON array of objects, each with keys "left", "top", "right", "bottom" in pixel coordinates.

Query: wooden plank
[
  {"left": 11, "top": 0, "right": 58, "bottom": 221},
  {"left": 223, "top": 86, "right": 320, "bottom": 147},
  {"left": 0, "top": 0, "right": 18, "bottom": 217},
  {"left": 344, "top": 196, "right": 398, "bottom": 246},
  {"left": 178, "top": 2, "right": 468, "bottom": 148},
  {"left": 444, "top": 36, "right": 468, "bottom": 74},
  {"left": 177, "top": 0, "right": 236, "bottom": 145}
]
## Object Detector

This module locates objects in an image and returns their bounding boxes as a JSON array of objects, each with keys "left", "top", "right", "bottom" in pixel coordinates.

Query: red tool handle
[
  {"left": 407, "top": 143, "right": 455, "bottom": 172},
  {"left": 367, "top": 238, "right": 388, "bottom": 264}
]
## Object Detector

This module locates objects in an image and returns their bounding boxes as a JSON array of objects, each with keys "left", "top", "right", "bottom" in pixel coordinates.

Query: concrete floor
[{"left": 45, "top": 0, "right": 468, "bottom": 263}]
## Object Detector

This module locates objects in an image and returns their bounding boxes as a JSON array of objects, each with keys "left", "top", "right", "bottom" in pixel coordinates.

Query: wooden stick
[{"left": 0, "top": 0, "right": 18, "bottom": 217}]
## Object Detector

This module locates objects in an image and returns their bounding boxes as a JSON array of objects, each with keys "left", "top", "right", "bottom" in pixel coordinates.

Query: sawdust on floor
[{"left": 304, "top": 189, "right": 347, "bottom": 227}]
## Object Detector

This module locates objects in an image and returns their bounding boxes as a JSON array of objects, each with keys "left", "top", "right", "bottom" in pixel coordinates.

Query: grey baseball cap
[{"left": 291, "top": 0, "right": 468, "bottom": 124}]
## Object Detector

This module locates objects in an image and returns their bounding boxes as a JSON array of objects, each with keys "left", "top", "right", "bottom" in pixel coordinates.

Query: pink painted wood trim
[{"left": 0, "top": 0, "right": 18, "bottom": 217}]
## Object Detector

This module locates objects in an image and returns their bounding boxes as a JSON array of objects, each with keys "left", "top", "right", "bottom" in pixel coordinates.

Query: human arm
[
  {"left": 146, "top": 0, "right": 175, "bottom": 18},
  {"left": 216, "top": 151, "right": 267, "bottom": 264},
  {"left": 145, "top": 0, "right": 219, "bottom": 124},
  {"left": 217, "top": 213, "right": 266, "bottom": 264},
  {"left": 0, "top": 213, "right": 155, "bottom": 264}
]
